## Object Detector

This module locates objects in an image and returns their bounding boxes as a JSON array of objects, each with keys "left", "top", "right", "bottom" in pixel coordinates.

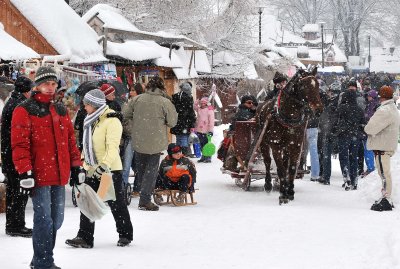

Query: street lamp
[
  {"left": 368, "top": 35, "right": 371, "bottom": 70},
  {"left": 258, "top": 7, "right": 263, "bottom": 44},
  {"left": 319, "top": 22, "right": 326, "bottom": 68}
]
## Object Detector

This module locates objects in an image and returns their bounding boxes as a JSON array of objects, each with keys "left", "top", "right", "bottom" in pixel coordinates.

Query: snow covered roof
[
  {"left": 302, "top": 24, "right": 319, "bottom": 33},
  {"left": 191, "top": 50, "right": 211, "bottom": 74},
  {"left": 107, "top": 40, "right": 162, "bottom": 62},
  {"left": 283, "top": 44, "right": 347, "bottom": 63},
  {"left": 0, "top": 23, "right": 39, "bottom": 61},
  {"left": 172, "top": 47, "right": 198, "bottom": 80},
  {"left": 318, "top": 66, "right": 345, "bottom": 74},
  {"left": 82, "top": 4, "right": 140, "bottom": 33},
  {"left": 367, "top": 47, "right": 400, "bottom": 74},
  {"left": 10, "top": 0, "right": 107, "bottom": 64}
]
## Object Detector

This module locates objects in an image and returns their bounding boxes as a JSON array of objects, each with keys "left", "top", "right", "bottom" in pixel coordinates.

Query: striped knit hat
[
  {"left": 35, "top": 66, "right": 58, "bottom": 86},
  {"left": 83, "top": 89, "right": 106, "bottom": 108},
  {"left": 99, "top": 83, "right": 115, "bottom": 97}
]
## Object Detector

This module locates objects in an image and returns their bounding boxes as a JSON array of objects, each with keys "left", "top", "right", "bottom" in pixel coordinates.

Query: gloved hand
[
  {"left": 70, "top": 166, "right": 86, "bottom": 187},
  {"left": 207, "top": 132, "right": 213, "bottom": 137},
  {"left": 93, "top": 163, "right": 109, "bottom": 179},
  {"left": 19, "top": 171, "right": 35, "bottom": 195}
]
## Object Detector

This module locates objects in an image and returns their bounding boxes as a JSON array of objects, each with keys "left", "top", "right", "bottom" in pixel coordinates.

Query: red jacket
[{"left": 11, "top": 93, "right": 81, "bottom": 187}]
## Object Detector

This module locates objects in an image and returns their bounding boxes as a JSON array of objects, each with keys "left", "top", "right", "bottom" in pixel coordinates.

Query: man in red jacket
[{"left": 11, "top": 66, "right": 82, "bottom": 269}]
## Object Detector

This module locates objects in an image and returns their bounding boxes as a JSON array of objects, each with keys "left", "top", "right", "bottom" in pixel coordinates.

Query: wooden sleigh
[{"left": 153, "top": 189, "right": 197, "bottom": 207}]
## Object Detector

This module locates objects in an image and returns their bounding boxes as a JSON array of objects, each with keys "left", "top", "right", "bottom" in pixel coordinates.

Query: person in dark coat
[
  {"left": 265, "top": 72, "right": 288, "bottom": 100},
  {"left": 333, "top": 90, "right": 366, "bottom": 190},
  {"left": 1, "top": 76, "right": 33, "bottom": 237},
  {"left": 170, "top": 82, "right": 196, "bottom": 156},
  {"left": 230, "top": 95, "right": 257, "bottom": 130}
]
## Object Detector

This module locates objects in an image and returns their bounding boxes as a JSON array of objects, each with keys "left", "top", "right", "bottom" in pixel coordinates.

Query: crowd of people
[{"left": 0, "top": 67, "right": 213, "bottom": 269}]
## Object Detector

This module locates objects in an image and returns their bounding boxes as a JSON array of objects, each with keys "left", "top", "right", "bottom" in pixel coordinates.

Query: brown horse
[{"left": 256, "top": 68, "right": 323, "bottom": 204}]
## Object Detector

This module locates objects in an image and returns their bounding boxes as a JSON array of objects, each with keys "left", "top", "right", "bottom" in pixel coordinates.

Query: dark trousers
[
  {"left": 77, "top": 171, "right": 133, "bottom": 244},
  {"left": 338, "top": 136, "right": 360, "bottom": 185},
  {"left": 135, "top": 152, "right": 161, "bottom": 205},
  {"left": 358, "top": 139, "right": 365, "bottom": 175},
  {"left": 5, "top": 171, "right": 29, "bottom": 231},
  {"left": 156, "top": 174, "right": 190, "bottom": 192},
  {"left": 321, "top": 138, "right": 333, "bottom": 183}
]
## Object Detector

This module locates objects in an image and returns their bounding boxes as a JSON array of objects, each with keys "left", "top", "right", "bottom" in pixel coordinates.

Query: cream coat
[
  {"left": 365, "top": 99, "right": 400, "bottom": 152},
  {"left": 83, "top": 107, "right": 123, "bottom": 171}
]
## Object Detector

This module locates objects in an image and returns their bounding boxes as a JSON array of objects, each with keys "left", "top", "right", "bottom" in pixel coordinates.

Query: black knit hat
[
  {"left": 167, "top": 143, "right": 182, "bottom": 156},
  {"left": 14, "top": 76, "right": 34, "bottom": 93},
  {"left": 240, "top": 95, "right": 253, "bottom": 104},
  {"left": 273, "top": 72, "right": 288, "bottom": 84},
  {"left": 347, "top": 80, "right": 358, "bottom": 88},
  {"left": 35, "top": 66, "right": 58, "bottom": 86}
]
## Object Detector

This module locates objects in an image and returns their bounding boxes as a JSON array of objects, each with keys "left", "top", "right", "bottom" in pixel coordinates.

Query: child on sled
[{"left": 156, "top": 143, "right": 197, "bottom": 202}]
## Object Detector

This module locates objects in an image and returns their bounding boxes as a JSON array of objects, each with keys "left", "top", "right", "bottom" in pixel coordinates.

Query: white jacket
[{"left": 364, "top": 99, "right": 400, "bottom": 152}]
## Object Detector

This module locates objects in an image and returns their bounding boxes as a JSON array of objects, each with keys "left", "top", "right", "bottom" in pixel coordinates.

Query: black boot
[
  {"left": 371, "top": 198, "right": 394, "bottom": 212},
  {"left": 5, "top": 227, "right": 32, "bottom": 238},
  {"left": 65, "top": 236, "right": 93, "bottom": 248}
]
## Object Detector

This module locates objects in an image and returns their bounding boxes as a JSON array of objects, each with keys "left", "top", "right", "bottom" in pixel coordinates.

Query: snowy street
[{"left": 1, "top": 126, "right": 400, "bottom": 269}]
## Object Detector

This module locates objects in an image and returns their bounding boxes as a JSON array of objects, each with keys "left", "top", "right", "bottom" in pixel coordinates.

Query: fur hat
[
  {"left": 378, "top": 86, "right": 394, "bottom": 99},
  {"left": 273, "top": 72, "right": 288, "bottom": 84},
  {"left": 83, "top": 89, "right": 106, "bottom": 108},
  {"left": 167, "top": 143, "right": 182, "bottom": 156},
  {"left": 14, "top": 76, "right": 33, "bottom": 93},
  {"left": 35, "top": 66, "right": 58, "bottom": 86},
  {"left": 99, "top": 83, "right": 115, "bottom": 97},
  {"left": 179, "top": 82, "right": 192, "bottom": 96}
]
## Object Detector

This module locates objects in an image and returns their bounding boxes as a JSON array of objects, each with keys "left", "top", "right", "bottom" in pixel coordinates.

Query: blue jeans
[
  {"left": 363, "top": 140, "right": 375, "bottom": 172},
  {"left": 122, "top": 138, "right": 134, "bottom": 185},
  {"left": 338, "top": 136, "right": 360, "bottom": 185},
  {"left": 307, "top": 128, "right": 320, "bottom": 179},
  {"left": 31, "top": 185, "right": 65, "bottom": 269},
  {"left": 176, "top": 134, "right": 189, "bottom": 147}
]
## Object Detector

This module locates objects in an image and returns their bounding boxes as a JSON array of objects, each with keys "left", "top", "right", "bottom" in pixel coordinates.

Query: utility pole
[
  {"left": 258, "top": 7, "right": 262, "bottom": 44},
  {"left": 368, "top": 35, "right": 371, "bottom": 70},
  {"left": 320, "top": 23, "right": 325, "bottom": 68}
]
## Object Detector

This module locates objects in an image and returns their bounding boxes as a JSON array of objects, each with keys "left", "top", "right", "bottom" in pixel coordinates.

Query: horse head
[{"left": 293, "top": 67, "right": 323, "bottom": 114}]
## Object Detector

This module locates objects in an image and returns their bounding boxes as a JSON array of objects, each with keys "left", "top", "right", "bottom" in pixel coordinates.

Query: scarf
[{"left": 82, "top": 104, "right": 107, "bottom": 166}]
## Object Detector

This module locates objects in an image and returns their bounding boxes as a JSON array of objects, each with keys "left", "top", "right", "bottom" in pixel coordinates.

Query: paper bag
[{"left": 97, "top": 173, "right": 116, "bottom": 202}]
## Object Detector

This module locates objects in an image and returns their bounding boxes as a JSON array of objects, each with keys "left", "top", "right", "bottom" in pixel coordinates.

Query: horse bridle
[{"left": 273, "top": 75, "right": 315, "bottom": 128}]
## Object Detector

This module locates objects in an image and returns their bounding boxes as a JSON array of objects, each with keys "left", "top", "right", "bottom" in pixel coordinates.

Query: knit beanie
[
  {"left": 179, "top": 82, "right": 192, "bottom": 96},
  {"left": 14, "top": 76, "right": 34, "bottom": 93},
  {"left": 240, "top": 95, "right": 253, "bottom": 104},
  {"left": 378, "top": 86, "right": 393, "bottom": 99},
  {"left": 367, "top": 89, "right": 378, "bottom": 99},
  {"left": 99, "top": 83, "right": 115, "bottom": 97},
  {"left": 167, "top": 143, "right": 182, "bottom": 156},
  {"left": 35, "top": 66, "right": 58, "bottom": 86},
  {"left": 83, "top": 89, "right": 106, "bottom": 108},
  {"left": 347, "top": 80, "right": 358, "bottom": 88},
  {"left": 200, "top": 97, "right": 208, "bottom": 104}
]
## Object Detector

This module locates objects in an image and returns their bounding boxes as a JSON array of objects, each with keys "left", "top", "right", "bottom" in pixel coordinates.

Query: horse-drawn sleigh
[{"left": 221, "top": 67, "right": 323, "bottom": 204}]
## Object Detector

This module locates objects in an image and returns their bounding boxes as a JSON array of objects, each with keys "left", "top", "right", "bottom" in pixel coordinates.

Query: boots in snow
[{"left": 371, "top": 198, "right": 394, "bottom": 212}]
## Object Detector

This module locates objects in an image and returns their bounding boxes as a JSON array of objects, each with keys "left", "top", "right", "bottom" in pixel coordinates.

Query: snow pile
[
  {"left": 0, "top": 23, "right": 39, "bottom": 61},
  {"left": 107, "top": 40, "right": 162, "bottom": 62},
  {"left": 10, "top": 0, "right": 106, "bottom": 64},
  {"left": 302, "top": 24, "right": 319, "bottom": 33}
]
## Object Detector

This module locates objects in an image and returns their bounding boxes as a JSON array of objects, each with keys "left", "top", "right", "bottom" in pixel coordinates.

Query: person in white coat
[{"left": 364, "top": 86, "right": 400, "bottom": 211}]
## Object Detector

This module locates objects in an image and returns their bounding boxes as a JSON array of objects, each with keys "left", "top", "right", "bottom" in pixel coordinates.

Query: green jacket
[{"left": 122, "top": 88, "right": 178, "bottom": 154}]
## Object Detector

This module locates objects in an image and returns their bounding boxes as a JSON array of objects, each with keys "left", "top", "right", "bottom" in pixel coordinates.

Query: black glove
[
  {"left": 70, "top": 166, "right": 86, "bottom": 187},
  {"left": 93, "top": 163, "right": 108, "bottom": 179},
  {"left": 208, "top": 132, "right": 213, "bottom": 137},
  {"left": 19, "top": 171, "right": 35, "bottom": 195}
]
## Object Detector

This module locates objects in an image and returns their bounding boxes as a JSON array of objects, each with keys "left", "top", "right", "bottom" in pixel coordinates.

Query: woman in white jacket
[{"left": 364, "top": 86, "right": 400, "bottom": 211}]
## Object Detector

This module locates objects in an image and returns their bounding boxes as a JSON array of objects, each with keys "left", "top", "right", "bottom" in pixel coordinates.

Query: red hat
[
  {"left": 99, "top": 83, "right": 115, "bottom": 97},
  {"left": 378, "top": 86, "right": 393, "bottom": 99}
]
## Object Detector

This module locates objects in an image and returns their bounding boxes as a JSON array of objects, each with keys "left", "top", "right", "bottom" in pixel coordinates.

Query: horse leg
[
  {"left": 287, "top": 145, "right": 303, "bottom": 201},
  {"left": 270, "top": 145, "right": 288, "bottom": 204},
  {"left": 260, "top": 142, "right": 272, "bottom": 192}
]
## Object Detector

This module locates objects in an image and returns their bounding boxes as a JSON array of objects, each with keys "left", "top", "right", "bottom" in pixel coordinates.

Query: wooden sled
[{"left": 153, "top": 189, "right": 197, "bottom": 207}]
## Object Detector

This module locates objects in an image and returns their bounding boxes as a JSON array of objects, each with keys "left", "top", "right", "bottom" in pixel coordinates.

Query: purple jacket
[{"left": 365, "top": 98, "right": 379, "bottom": 121}]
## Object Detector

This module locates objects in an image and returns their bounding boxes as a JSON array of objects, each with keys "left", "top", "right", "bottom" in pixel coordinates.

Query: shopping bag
[
  {"left": 75, "top": 183, "right": 108, "bottom": 222},
  {"left": 97, "top": 173, "right": 116, "bottom": 202}
]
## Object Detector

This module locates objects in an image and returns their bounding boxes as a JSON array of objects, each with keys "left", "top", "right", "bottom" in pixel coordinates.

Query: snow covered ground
[{"left": 1, "top": 125, "right": 400, "bottom": 269}]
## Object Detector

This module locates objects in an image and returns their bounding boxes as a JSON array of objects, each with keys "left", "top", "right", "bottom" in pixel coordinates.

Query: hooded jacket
[
  {"left": 170, "top": 91, "right": 196, "bottom": 135},
  {"left": 122, "top": 88, "right": 178, "bottom": 154},
  {"left": 11, "top": 93, "right": 81, "bottom": 187},
  {"left": 194, "top": 100, "right": 214, "bottom": 134},
  {"left": 365, "top": 99, "right": 400, "bottom": 152}
]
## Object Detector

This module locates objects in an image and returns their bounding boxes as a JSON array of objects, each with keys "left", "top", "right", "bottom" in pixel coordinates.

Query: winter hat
[
  {"left": 378, "top": 86, "right": 394, "bottom": 99},
  {"left": 83, "top": 89, "right": 106, "bottom": 108},
  {"left": 347, "top": 80, "right": 358, "bottom": 89},
  {"left": 179, "top": 82, "right": 192, "bottom": 96},
  {"left": 273, "top": 72, "right": 288, "bottom": 84},
  {"left": 35, "top": 66, "right": 58, "bottom": 86},
  {"left": 99, "top": 83, "right": 115, "bottom": 97},
  {"left": 200, "top": 97, "right": 208, "bottom": 104},
  {"left": 240, "top": 95, "right": 253, "bottom": 104},
  {"left": 367, "top": 89, "right": 378, "bottom": 99},
  {"left": 14, "top": 76, "right": 34, "bottom": 93},
  {"left": 167, "top": 143, "right": 182, "bottom": 156}
]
